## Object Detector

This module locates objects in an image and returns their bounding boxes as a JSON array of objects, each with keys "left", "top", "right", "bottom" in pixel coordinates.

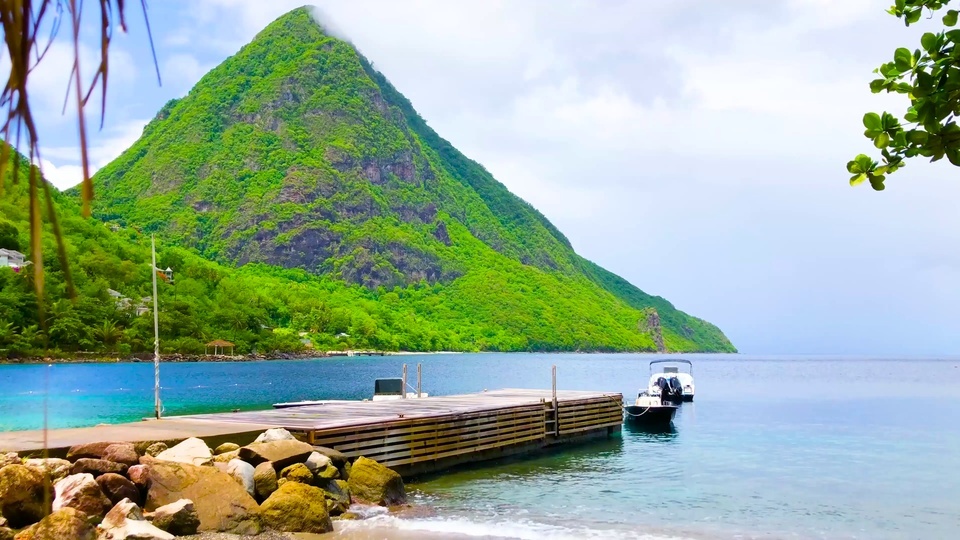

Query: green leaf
[
  {"left": 874, "top": 132, "right": 890, "bottom": 148},
  {"left": 894, "top": 48, "right": 913, "bottom": 72},
  {"left": 907, "top": 8, "right": 923, "bottom": 25},
  {"left": 945, "top": 10, "right": 959, "bottom": 27},
  {"left": 922, "top": 32, "right": 939, "bottom": 52},
  {"left": 894, "top": 131, "right": 908, "bottom": 147},
  {"left": 907, "top": 130, "right": 928, "bottom": 145},
  {"left": 862, "top": 112, "right": 882, "bottom": 131},
  {"left": 849, "top": 173, "right": 867, "bottom": 186}
]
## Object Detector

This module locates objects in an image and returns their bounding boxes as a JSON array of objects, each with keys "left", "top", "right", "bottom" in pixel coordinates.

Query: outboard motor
[{"left": 659, "top": 376, "right": 683, "bottom": 405}]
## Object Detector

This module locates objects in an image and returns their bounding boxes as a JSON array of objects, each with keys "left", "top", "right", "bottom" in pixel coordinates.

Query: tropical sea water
[{"left": 1, "top": 353, "right": 958, "bottom": 539}]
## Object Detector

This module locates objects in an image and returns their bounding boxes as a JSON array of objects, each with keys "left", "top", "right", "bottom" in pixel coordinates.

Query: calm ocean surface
[{"left": 1, "top": 353, "right": 958, "bottom": 539}]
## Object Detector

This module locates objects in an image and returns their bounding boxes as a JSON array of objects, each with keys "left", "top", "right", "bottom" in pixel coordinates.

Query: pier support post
[
  {"left": 417, "top": 363, "right": 422, "bottom": 398},
  {"left": 402, "top": 364, "right": 407, "bottom": 399},
  {"left": 552, "top": 365, "right": 559, "bottom": 436}
]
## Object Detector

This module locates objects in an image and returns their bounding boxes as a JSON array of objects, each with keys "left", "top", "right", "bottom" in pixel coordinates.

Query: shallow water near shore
[{"left": 2, "top": 353, "right": 960, "bottom": 539}]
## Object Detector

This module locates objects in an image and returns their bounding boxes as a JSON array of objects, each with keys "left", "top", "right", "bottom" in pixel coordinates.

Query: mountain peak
[{"left": 89, "top": 8, "right": 735, "bottom": 352}]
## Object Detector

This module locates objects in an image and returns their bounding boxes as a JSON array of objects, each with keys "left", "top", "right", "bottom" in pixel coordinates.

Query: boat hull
[
  {"left": 682, "top": 394, "right": 694, "bottom": 403},
  {"left": 623, "top": 404, "right": 677, "bottom": 428}
]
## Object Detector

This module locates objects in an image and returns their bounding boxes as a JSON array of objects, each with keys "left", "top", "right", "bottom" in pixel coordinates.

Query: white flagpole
[{"left": 151, "top": 235, "right": 161, "bottom": 419}]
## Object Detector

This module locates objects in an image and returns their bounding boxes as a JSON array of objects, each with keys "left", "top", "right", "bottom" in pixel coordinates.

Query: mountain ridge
[{"left": 79, "top": 6, "right": 734, "bottom": 353}]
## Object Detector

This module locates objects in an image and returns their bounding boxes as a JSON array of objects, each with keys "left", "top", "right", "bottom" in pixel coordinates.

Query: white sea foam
[{"left": 335, "top": 513, "right": 696, "bottom": 540}]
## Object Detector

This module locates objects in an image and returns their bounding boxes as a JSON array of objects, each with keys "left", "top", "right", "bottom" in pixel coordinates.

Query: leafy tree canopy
[{"left": 850, "top": 0, "right": 960, "bottom": 190}]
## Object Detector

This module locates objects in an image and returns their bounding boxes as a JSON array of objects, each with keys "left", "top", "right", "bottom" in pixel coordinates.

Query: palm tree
[{"left": 94, "top": 320, "right": 123, "bottom": 353}]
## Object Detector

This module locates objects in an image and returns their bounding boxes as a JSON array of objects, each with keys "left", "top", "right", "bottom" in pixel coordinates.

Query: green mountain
[{"left": 77, "top": 6, "right": 734, "bottom": 353}]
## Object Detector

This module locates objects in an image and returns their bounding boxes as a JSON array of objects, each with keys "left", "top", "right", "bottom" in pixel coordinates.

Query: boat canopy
[{"left": 648, "top": 359, "right": 693, "bottom": 374}]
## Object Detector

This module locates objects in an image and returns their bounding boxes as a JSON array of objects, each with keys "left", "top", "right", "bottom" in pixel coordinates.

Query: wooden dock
[{"left": 0, "top": 389, "right": 623, "bottom": 477}]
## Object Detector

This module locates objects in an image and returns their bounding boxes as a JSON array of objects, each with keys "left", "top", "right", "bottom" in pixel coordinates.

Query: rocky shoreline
[
  {"left": 0, "top": 428, "right": 408, "bottom": 539},
  {"left": 1, "top": 351, "right": 347, "bottom": 365}
]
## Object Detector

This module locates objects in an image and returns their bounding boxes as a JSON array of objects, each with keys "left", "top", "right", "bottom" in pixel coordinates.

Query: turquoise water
[{"left": 2, "top": 354, "right": 959, "bottom": 539}]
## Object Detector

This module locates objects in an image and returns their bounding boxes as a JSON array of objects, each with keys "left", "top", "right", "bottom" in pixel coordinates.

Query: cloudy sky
[{"left": 20, "top": 0, "right": 960, "bottom": 355}]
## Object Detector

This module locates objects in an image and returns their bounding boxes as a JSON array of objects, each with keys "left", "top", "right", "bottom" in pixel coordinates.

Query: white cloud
[
  {"left": 161, "top": 53, "right": 212, "bottom": 94},
  {"left": 38, "top": 119, "right": 149, "bottom": 190}
]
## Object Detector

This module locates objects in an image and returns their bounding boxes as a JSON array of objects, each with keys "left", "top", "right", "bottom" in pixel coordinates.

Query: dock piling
[{"left": 417, "top": 363, "right": 422, "bottom": 398}]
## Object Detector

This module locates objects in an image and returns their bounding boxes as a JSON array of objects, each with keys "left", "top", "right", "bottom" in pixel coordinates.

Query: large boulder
[
  {"left": 143, "top": 442, "right": 167, "bottom": 458},
  {"left": 239, "top": 440, "right": 313, "bottom": 469},
  {"left": 23, "top": 459, "right": 72, "bottom": 484},
  {"left": 0, "top": 454, "right": 20, "bottom": 469},
  {"left": 252, "top": 462, "right": 278, "bottom": 501},
  {"left": 96, "top": 473, "right": 140, "bottom": 506},
  {"left": 154, "top": 438, "right": 212, "bottom": 467},
  {"left": 258, "top": 482, "right": 333, "bottom": 533},
  {"left": 279, "top": 463, "right": 313, "bottom": 485},
  {"left": 147, "top": 499, "right": 199, "bottom": 536},
  {"left": 214, "top": 443, "right": 239, "bottom": 455},
  {"left": 315, "top": 478, "right": 351, "bottom": 516},
  {"left": 98, "top": 498, "right": 172, "bottom": 540},
  {"left": 52, "top": 473, "right": 111, "bottom": 521},
  {"left": 253, "top": 428, "right": 295, "bottom": 443},
  {"left": 347, "top": 457, "right": 406, "bottom": 506},
  {"left": 143, "top": 461, "right": 260, "bottom": 534},
  {"left": 66, "top": 442, "right": 117, "bottom": 461},
  {"left": 0, "top": 464, "right": 50, "bottom": 528},
  {"left": 70, "top": 458, "right": 127, "bottom": 478},
  {"left": 13, "top": 508, "right": 94, "bottom": 540},
  {"left": 225, "top": 460, "right": 255, "bottom": 497},
  {"left": 101, "top": 443, "right": 139, "bottom": 467}
]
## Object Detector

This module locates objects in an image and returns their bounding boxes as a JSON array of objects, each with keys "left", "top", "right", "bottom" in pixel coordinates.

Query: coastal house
[
  {"left": 0, "top": 249, "right": 25, "bottom": 270},
  {"left": 107, "top": 289, "right": 151, "bottom": 316}
]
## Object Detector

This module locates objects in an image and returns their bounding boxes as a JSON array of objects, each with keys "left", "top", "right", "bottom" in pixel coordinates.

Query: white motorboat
[{"left": 647, "top": 359, "right": 695, "bottom": 403}]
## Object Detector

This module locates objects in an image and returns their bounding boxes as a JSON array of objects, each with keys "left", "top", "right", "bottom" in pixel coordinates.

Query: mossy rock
[
  {"left": 315, "top": 463, "right": 339, "bottom": 480},
  {"left": 0, "top": 464, "right": 50, "bottom": 528},
  {"left": 279, "top": 463, "right": 312, "bottom": 485},
  {"left": 259, "top": 482, "right": 333, "bottom": 533},
  {"left": 214, "top": 443, "right": 240, "bottom": 455},
  {"left": 13, "top": 508, "right": 95, "bottom": 540},
  {"left": 346, "top": 456, "right": 406, "bottom": 506}
]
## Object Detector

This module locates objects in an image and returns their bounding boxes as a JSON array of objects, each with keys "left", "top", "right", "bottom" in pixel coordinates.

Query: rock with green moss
[
  {"left": 346, "top": 457, "right": 406, "bottom": 506},
  {"left": 214, "top": 443, "right": 240, "bottom": 455},
  {"left": 0, "top": 464, "right": 50, "bottom": 528},
  {"left": 13, "top": 508, "right": 95, "bottom": 540},
  {"left": 143, "top": 442, "right": 168, "bottom": 458},
  {"left": 315, "top": 463, "right": 339, "bottom": 480},
  {"left": 279, "top": 463, "right": 313, "bottom": 484},
  {"left": 258, "top": 482, "right": 333, "bottom": 533}
]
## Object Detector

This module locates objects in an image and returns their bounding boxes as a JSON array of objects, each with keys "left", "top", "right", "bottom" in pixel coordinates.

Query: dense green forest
[{"left": 0, "top": 7, "right": 735, "bottom": 357}]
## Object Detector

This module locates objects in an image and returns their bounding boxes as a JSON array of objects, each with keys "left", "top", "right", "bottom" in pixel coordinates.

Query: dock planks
[{"left": 0, "top": 389, "right": 624, "bottom": 475}]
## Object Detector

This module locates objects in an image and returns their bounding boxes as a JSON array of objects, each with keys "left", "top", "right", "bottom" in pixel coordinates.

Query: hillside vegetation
[{"left": 2, "top": 6, "right": 734, "bottom": 356}]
